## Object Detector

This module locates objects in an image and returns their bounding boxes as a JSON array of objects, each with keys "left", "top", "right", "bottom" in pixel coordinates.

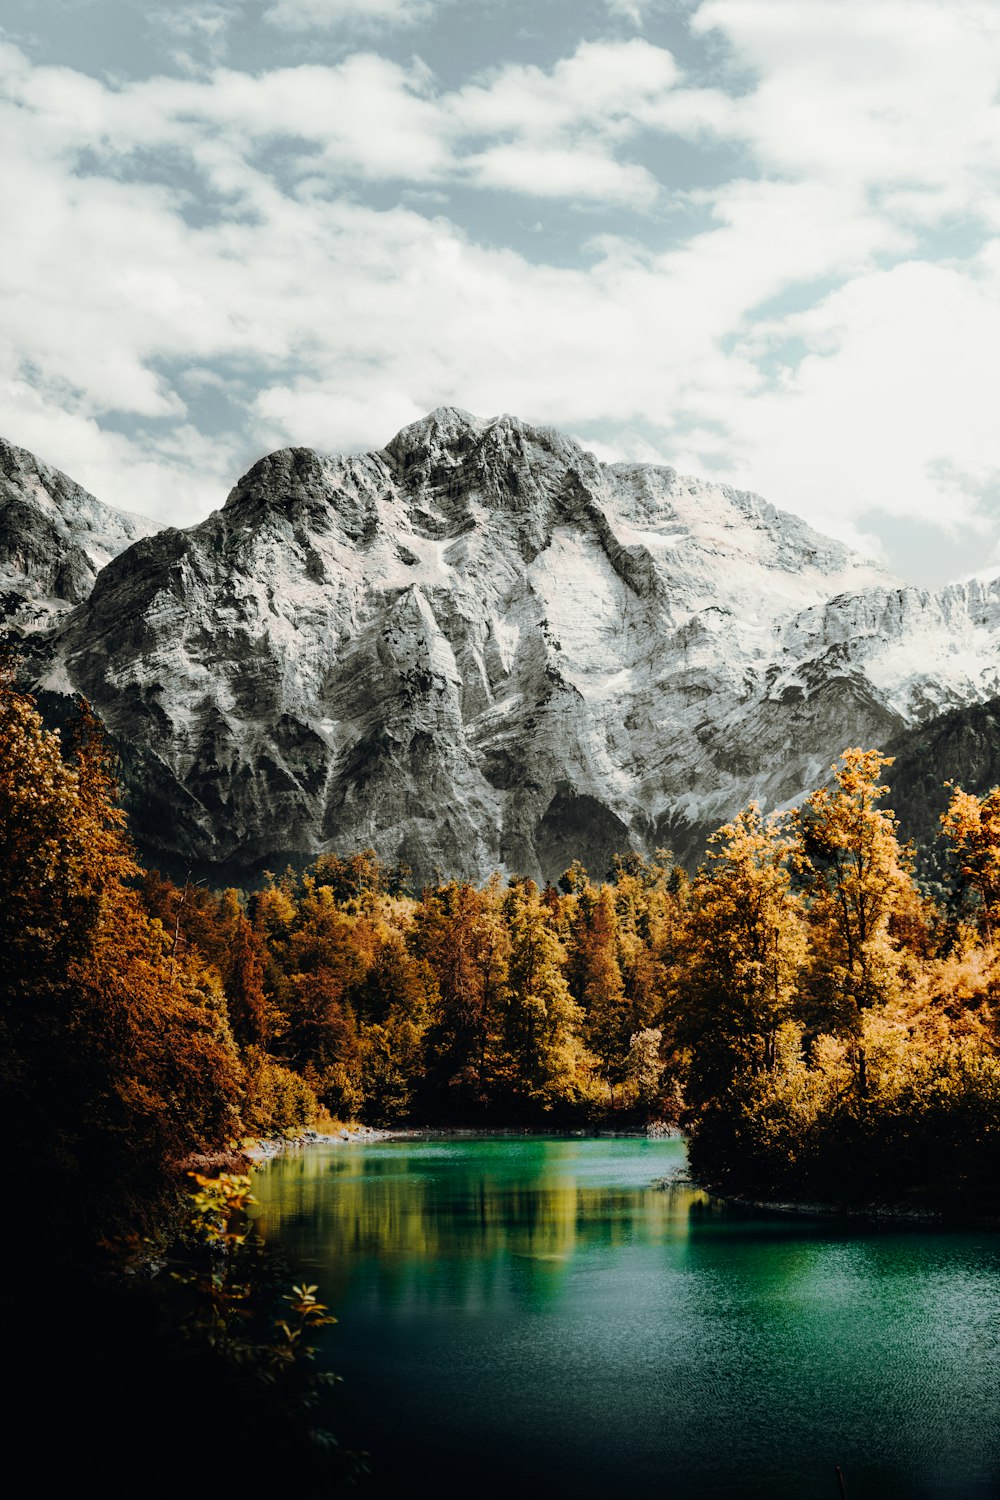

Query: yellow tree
[
  {"left": 940, "top": 783, "right": 1000, "bottom": 946},
  {"left": 500, "top": 881, "right": 593, "bottom": 1113},
  {"left": 798, "top": 747, "right": 918, "bottom": 1094},
  {"left": 411, "top": 877, "right": 510, "bottom": 1110},
  {"left": 0, "top": 665, "right": 243, "bottom": 1250},
  {"left": 679, "top": 803, "right": 809, "bottom": 1107}
]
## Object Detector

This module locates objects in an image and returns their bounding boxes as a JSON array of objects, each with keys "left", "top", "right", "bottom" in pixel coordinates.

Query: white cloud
[
  {"left": 711, "top": 258, "right": 1000, "bottom": 542},
  {"left": 0, "top": 38, "right": 686, "bottom": 203},
  {"left": 253, "top": 384, "right": 429, "bottom": 454},
  {"left": 145, "top": 4, "right": 241, "bottom": 67},
  {"left": 0, "top": 366, "right": 239, "bottom": 528},
  {"left": 604, "top": 0, "right": 674, "bottom": 25},
  {"left": 263, "top": 0, "right": 436, "bottom": 30},
  {"left": 454, "top": 40, "right": 680, "bottom": 141},
  {"left": 691, "top": 0, "right": 1000, "bottom": 210},
  {"left": 3, "top": 7, "right": 1000, "bottom": 580},
  {"left": 468, "top": 144, "right": 660, "bottom": 207}
]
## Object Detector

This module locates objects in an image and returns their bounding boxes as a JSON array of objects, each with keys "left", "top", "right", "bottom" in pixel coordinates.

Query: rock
[
  {"left": 0, "top": 436, "right": 154, "bottom": 635},
  {"left": 15, "top": 407, "right": 1000, "bottom": 883}
]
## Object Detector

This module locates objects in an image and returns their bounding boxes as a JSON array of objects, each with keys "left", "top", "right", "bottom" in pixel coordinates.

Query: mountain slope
[
  {"left": 0, "top": 436, "right": 155, "bottom": 632},
  {"left": 884, "top": 695, "right": 1000, "bottom": 881},
  {"left": 26, "top": 408, "right": 1000, "bottom": 884}
]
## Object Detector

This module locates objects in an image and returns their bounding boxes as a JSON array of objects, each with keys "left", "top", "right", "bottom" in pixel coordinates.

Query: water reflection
[
  {"left": 251, "top": 1138, "right": 1000, "bottom": 1500},
  {"left": 253, "top": 1138, "right": 703, "bottom": 1308}
]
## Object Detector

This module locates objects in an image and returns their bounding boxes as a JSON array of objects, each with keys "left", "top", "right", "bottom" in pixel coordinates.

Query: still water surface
[{"left": 251, "top": 1137, "right": 1000, "bottom": 1499}]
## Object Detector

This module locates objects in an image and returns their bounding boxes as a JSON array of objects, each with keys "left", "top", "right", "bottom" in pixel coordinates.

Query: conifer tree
[
  {"left": 412, "top": 879, "right": 509, "bottom": 1111},
  {"left": 221, "top": 892, "right": 270, "bottom": 1046},
  {"left": 500, "top": 881, "right": 592, "bottom": 1113},
  {"left": 578, "top": 886, "right": 632, "bottom": 1102}
]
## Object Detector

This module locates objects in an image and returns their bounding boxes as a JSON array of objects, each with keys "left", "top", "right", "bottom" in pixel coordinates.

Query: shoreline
[
  {"left": 242, "top": 1123, "right": 397, "bottom": 1162},
  {"left": 243, "top": 1121, "right": 683, "bottom": 1160},
  {"left": 237, "top": 1121, "right": 683, "bottom": 1166},
  {"left": 694, "top": 1184, "right": 1000, "bottom": 1231},
  {"left": 236, "top": 1130, "right": 998, "bottom": 1229}
]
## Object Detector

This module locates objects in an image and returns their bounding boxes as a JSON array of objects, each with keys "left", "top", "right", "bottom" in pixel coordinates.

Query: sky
[{"left": 2, "top": 0, "right": 1000, "bottom": 585}]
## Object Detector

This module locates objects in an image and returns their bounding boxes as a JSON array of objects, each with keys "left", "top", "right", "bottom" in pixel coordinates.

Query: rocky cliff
[
  {"left": 15, "top": 408, "right": 1000, "bottom": 884},
  {"left": 0, "top": 436, "right": 154, "bottom": 633},
  {"left": 882, "top": 694, "right": 1000, "bottom": 881}
]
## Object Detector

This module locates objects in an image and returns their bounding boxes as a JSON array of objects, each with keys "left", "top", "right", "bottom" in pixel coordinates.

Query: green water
[{"left": 251, "top": 1137, "right": 1000, "bottom": 1499}]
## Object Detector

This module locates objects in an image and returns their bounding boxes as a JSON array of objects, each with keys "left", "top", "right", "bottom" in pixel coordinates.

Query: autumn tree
[
  {"left": 411, "top": 877, "right": 509, "bottom": 1113},
  {"left": 574, "top": 886, "right": 633, "bottom": 1102},
  {"left": 0, "top": 669, "right": 243, "bottom": 1254},
  {"left": 499, "top": 881, "right": 593, "bottom": 1114},
  {"left": 310, "top": 847, "right": 410, "bottom": 905},
  {"left": 680, "top": 803, "right": 809, "bottom": 1108},
  {"left": 940, "top": 783, "right": 1000, "bottom": 946},
  {"left": 623, "top": 1027, "right": 665, "bottom": 1112},
  {"left": 219, "top": 890, "right": 270, "bottom": 1046},
  {"left": 798, "top": 748, "right": 919, "bottom": 1100}
]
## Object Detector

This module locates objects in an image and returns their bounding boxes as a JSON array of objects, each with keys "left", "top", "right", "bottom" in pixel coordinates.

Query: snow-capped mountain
[
  {"left": 14, "top": 408, "right": 1000, "bottom": 882},
  {"left": 0, "top": 436, "right": 155, "bottom": 633}
]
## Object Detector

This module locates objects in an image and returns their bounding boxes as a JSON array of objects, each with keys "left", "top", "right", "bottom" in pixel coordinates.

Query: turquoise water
[{"left": 251, "top": 1137, "right": 1000, "bottom": 1498}]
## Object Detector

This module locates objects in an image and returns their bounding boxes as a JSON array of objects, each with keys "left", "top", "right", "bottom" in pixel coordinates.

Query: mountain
[
  {"left": 884, "top": 694, "right": 1000, "bottom": 881},
  {"left": 0, "top": 436, "right": 155, "bottom": 633},
  {"left": 14, "top": 407, "right": 1000, "bottom": 884}
]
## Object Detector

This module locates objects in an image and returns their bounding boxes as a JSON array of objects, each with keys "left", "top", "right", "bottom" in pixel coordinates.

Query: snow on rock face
[
  {"left": 26, "top": 407, "right": 1000, "bottom": 882},
  {"left": 0, "top": 436, "right": 155, "bottom": 634}
]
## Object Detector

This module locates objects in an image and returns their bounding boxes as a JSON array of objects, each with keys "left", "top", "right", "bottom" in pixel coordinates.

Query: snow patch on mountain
[{"left": 20, "top": 407, "right": 1000, "bottom": 882}]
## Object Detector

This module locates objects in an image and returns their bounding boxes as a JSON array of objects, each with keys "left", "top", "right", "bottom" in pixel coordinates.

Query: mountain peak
[
  {"left": 385, "top": 406, "right": 483, "bottom": 463},
  {"left": 25, "top": 408, "right": 999, "bottom": 887}
]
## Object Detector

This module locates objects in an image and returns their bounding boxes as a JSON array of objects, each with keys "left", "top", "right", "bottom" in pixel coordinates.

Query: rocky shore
[
  {"left": 240, "top": 1121, "right": 682, "bottom": 1165},
  {"left": 668, "top": 1179, "right": 1000, "bottom": 1229},
  {"left": 708, "top": 1189, "right": 999, "bottom": 1228},
  {"left": 243, "top": 1123, "right": 395, "bottom": 1163}
]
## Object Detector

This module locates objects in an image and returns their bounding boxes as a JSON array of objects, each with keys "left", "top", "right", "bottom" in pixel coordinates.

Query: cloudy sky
[{"left": 2, "top": 0, "right": 1000, "bottom": 584}]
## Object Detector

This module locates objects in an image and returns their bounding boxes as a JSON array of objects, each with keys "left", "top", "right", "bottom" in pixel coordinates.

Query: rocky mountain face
[
  {"left": 883, "top": 695, "right": 1000, "bottom": 881},
  {"left": 0, "top": 437, "right": 154, "bottom": 633},
  {"left": 12, "top": 407, "right": 1000, "bottom": 885}
]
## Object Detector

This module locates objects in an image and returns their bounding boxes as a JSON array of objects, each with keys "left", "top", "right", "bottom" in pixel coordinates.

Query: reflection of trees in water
[
  {"left": 252, "top": 1149, "right": 706, "bottom": 1307},
  {"left": 655, "top": 1179, "right": 717, "bottom": 1218}
]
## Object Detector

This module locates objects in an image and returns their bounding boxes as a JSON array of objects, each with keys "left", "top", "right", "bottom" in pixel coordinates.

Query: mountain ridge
[
  {"left": 7, "top": 408, "right": 1000, "bottom": 885},
  {"left": 0, "top": 435, "right": 155, "bottom": 634}
]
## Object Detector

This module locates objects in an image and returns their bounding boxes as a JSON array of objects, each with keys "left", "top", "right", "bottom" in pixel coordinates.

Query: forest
[{"left": 3, "top": 661, "right": 1000, "bottom": 1246}]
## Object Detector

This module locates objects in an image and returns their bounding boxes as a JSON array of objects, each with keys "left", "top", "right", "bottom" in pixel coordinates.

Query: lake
[{"left": 251, "top": 1136, "right": 1000, "bottom": 1499}]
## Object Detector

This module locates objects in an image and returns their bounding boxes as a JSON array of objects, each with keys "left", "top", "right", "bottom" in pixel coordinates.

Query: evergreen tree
[
  {"left": 221, "top": 892, "right": 270, "bottom": 1046},
  {"left": 500, "top": 882, "right": 593, "bottom": 1114},
  {"left": 412, "top": 878, "right": 509, "bottom": 1112},
  {"left": 578, "top": 886, "right": 632, "bottom": 1102}
]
